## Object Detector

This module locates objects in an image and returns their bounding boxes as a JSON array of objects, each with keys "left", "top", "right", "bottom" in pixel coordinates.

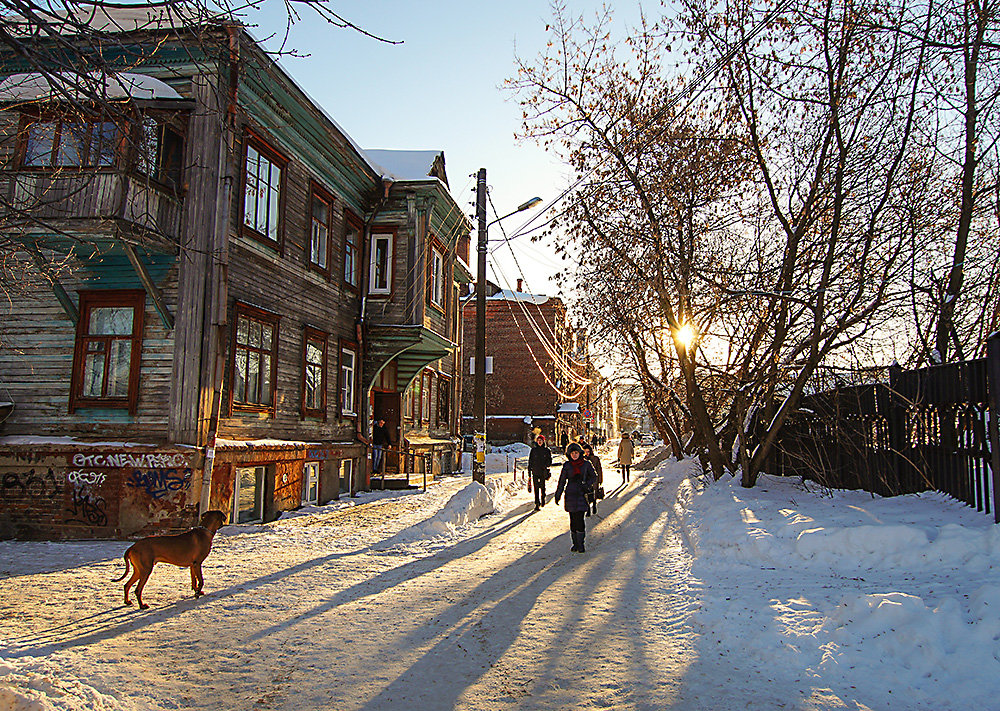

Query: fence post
[
  {"left": 987, "top": 333, "right": 1000, "bottom": 524},
  {"left": 888, "top": 363, "right": 907, "bottom": 493}
]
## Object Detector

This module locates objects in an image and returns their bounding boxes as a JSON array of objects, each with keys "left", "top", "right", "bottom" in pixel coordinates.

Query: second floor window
[
  {"left": 421, "top": 371, "right": 433, "bottom": 422},
  {"left": 369, "top": 233, "right": 393, "bottom": 294},
  {"left": 22, "top": 117, "right": 118, "bottom": 168},
  {"left": 70, "top": 290, "right": 145, "bottom": 414},
  {"left": 344, "top": 212, "right": 361, "bottom": 289},
  {"left": 309, "top": 189, "right": 332, "bottom": 273},
  {"left": 243, "top": 137, "right": 284, "bottom": 245},
  {"left": 429, "top": 248, "right": 444, "bottom": 307},
  {"left": 232, "top": 306, "right": 279, "bottom": 412}
]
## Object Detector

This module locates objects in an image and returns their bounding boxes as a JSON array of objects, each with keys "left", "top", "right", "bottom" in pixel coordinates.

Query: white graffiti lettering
[
  {"left": 66, "top": 470, "right": 107, "bottom": 487},
  {"left": 71, "top": 452, "right": 191, "bottom": 469}
]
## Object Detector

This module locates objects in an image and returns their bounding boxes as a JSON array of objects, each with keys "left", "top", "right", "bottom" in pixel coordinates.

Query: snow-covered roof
[
  {"left": 0, "top": 72, "right": 186, "bottom": 102},
  {"left": 364, "top": 149, "right": 442, "bottom": 182},
  {"left": 556, "top": 402, "right": 581, "bottom": 414},
  {"left": 487, "top": 290, "right": 550, "bottom": 305}
]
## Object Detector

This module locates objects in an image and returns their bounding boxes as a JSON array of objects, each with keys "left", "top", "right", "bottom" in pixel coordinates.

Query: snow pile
[
  {"left": 0, "top": 657, "right": 131, "bottom": 711},
  {"left": 678, "top": 467, "right": 1000, "bottom": 709},
  {"left": 407, "top": 480, "right": 507, "bottom": 538},
  {"left": 491, "top": 442, "right": 531, "bottom": 455}
]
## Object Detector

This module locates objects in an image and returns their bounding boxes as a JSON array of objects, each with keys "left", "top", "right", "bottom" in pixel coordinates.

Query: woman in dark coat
[
  {"left": 554, "top": 442, "right": 598, "bottom": 553},
  {"left": 582, "top": 442, "right": 603, "bottom": 516}
]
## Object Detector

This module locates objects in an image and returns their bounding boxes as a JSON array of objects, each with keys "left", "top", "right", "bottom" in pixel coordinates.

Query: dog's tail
[{"left": 111, "top": 551, "right": 131, "bottom": 582}]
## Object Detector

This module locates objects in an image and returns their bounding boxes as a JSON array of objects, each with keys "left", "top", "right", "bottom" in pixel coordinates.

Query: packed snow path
[
  {"left": 1, "top": 466, "right": 710, "bottom": 710},
  {"left": 6, "top": 453, "right": 1000, "bottom": 710}
]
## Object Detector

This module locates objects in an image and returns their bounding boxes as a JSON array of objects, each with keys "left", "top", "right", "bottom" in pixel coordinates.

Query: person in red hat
[{"left": 527, "top": 433, "right": 552, "bottom": 510}]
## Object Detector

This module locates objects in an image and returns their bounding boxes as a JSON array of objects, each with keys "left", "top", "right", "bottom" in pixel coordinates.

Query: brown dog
[{"left": 112, "top": 510, "right": 227, "bottom": 609}]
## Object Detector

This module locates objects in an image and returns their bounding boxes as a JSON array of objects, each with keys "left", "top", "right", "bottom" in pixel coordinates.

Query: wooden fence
[{"left": 766, "top": 334, "right": 1000, "bottom": 521}]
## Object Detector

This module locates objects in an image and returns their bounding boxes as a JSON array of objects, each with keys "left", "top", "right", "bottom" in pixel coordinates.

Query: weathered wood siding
[{"left": 0, "top": 250, "right": 179, "bottom": 440}]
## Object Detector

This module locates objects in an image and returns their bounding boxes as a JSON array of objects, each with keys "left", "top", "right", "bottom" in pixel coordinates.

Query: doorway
[{"left": 374, "top": 391, "right": 401, "bottom": 473}]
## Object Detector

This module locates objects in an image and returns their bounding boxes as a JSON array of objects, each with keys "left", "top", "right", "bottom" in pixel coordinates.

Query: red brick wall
[
  {"left": 0, "top": 445, "right": 201, "bottom": 540},
  {"left": 461, "top": 297, "right": 568, "bottom": 418}
]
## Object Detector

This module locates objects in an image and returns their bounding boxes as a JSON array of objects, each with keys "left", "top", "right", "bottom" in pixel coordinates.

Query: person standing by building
[
  {"left": 372, "top": 417, "right": 391, "bottom": 475},
  {"left": 582, "top": 442, "right": 603, "bottom": 516},
  {"left": 527, "top": 434, "right": 553, "bottom": 511},
  {"left": 555, "top": 442, "right": 598, "bottom": 553},
  {"left": 617, "top": 431, "right": 635, "bottom": 483}
]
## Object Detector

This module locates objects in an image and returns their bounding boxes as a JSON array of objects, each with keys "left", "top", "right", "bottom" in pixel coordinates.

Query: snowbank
[
  {"left": 677, "top": 466, "right": 1000, "bottom": 709},
  {"left": 0, "top": 656, "right": 130, "bottom": 711},
  {"left": 407, "top": 480, "right": 508, "bottom": 538}
]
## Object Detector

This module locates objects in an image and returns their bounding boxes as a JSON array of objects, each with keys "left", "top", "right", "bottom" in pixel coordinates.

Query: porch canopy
[{"left": 364, "top": 324, "right": 456, "bottom": 394}]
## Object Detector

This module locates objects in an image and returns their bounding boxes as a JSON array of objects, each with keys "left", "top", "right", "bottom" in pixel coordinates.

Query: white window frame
[
  {"left": 233, "top": 465, "right": 266, "bottom": 523},
  {"left": 369, "top": 233, "right": 393, "bottom": 295},
  {"left": 303, "top": 461, "right": 320, "bottom": 504},
  {"left": 430, "top": 248, "right": 444, "bottom": 307},
  {"left": 340, "top": 346, "right": 357, "bottom": 416}
]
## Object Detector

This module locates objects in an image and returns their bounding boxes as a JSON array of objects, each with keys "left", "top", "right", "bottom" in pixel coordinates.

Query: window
[
  {"left": 344, "top": 211, "right": 361, "bottom": 289},
  {"left": 421, "top": 371, "right": 433, "bottom": 423},
  {"left": 302, "top": 327, "right": 328, "bottom": 418},
  {"left": 136, "top": 117, "right": 183, "bottom": 190},
  {"left": 231, "top": 304, "right": 279, "bottom": 413},
  {"left": 303, "top": 462, "right": 320, "bottom": 504},
  {"left": 243, "top": 135, "right": 285, "bottom": 246},
  {"left": 369, "top": 232, "right": 393, "bottom": 294},
  {"left": 429, "top": 248, "right": 444, "bottom": 307},
  {"left": 340, "top": 344, "right": 357, "bottom": 416},
  {"left": 233, "top": 466, "right": 266, "bottom": 523},
  {"left": 408, "top": 377, "right": 421, "bottom": 420},
  {"left": 22, "top": 116, "right": 119, "bottom": 168},
  {"left": 308, "top": 186, "right": 333, "bottom": 273},
  {"left": 70, "top": 290, "right": 145, "bottom": 414},
  {"left": 437, "top": 376, "right": 450, "bottom": 427}
]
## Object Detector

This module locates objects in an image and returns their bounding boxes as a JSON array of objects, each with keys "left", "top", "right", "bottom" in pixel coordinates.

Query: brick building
[{"left": 460, "top": 282, "right": 616, "bottom": 447}]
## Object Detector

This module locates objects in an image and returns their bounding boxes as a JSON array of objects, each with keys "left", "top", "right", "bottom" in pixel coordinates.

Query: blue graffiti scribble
[{"left": 125, "top": 468, "right": 192, "bottom": 500}]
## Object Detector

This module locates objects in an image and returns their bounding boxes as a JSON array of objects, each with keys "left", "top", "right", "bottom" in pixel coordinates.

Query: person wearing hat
[
  {"left": 581, "top": 441, "right": 603, "bottom": 516},
  {"left": 527, "top": 433, "right": 553, "bottom": 511},
  {"left": 554, "top": 442, "right": 598, "bottom": 553}
]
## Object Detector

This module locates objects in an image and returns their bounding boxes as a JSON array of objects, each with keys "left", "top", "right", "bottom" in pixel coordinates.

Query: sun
[{"left": 675, "top": 323, "right": 697, "bottom": 351}]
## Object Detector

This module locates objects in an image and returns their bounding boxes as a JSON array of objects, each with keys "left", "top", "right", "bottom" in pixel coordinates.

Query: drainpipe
[
  {"left": 354, "top": 177, "right": 392, "bottom": 495},
  {"left": 199, "top": 24, "right": 239, "bottom": 516}
]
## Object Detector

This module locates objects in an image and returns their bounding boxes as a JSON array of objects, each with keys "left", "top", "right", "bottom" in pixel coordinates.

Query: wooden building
[{"left": 0, "top": 10, "right": 469, "bottom": 539}]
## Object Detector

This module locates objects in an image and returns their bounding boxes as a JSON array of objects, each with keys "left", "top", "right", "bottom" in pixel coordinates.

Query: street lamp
[{"left": 472, "top": 166, "right": 542, "bottom": 483}]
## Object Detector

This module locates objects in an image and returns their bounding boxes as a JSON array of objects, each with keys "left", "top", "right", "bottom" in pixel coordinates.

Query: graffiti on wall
[
  {"left": 125, "top": 468, "right": 192, "bottom": 500},
  {"left": 66, "top": 487, "right": 109, "bottom": 527},
  {"left": 71, "top": 452, "right": 192, "bottom": 469},
  {"left": 1, "top": 469, "right": 61, "bottom": 500}
]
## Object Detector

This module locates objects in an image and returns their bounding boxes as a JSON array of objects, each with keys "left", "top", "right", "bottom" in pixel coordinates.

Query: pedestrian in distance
[
  {"left": 555, "top": 442, "right": 598, "bottom": 553},
  {"left": 582, "top": 442, "right": 603, "bottom": 516},
  {"left": 527, "top": 434, "right": 553, "bottom": 511},
  {"left": 618, "top": 431, "right": 635, "bottom": 484},
  {"left": 372, "top": 418, "right": 391, "bottom": 475}
]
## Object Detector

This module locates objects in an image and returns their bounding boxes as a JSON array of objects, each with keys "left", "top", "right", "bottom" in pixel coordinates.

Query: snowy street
[{"left": 4, "top": 447, "right": 1000, "bottom": 710}]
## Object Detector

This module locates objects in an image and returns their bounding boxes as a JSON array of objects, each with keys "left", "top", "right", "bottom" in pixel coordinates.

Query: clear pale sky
[{"left": 246, "top": 0, "right": 647, "bottom": 303}]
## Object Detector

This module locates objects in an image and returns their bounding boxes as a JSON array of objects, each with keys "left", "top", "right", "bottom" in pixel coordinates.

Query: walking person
[
  {"left": 554, "top": 442, "right": 598, "bottom": 553},
  {"left": 582, "top": 442, "right": 603, "bottom": 516},
  {"left": 527, "top": 434, "right": 553, "bottom": 511},
  {"left": 617, "top": 431, "right": 635, "bottom": 484},
  {"left": 372, "top": 418, "right": 391, "bottom": 475}
]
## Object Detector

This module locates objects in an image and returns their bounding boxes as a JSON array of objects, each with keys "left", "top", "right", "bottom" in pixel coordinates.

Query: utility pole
[{"left": 473, "top": 167, "right": 488, "bottom": 484}]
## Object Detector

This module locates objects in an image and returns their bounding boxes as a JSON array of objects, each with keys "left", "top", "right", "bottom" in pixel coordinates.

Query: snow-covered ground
[{"left": 3, "top": 446, "right": 1000, "bottom": 710}]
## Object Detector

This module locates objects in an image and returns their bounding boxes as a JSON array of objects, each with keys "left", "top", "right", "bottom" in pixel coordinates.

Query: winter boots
[{"left": 570, "top": 530, "right": 586, "bottom": 553}]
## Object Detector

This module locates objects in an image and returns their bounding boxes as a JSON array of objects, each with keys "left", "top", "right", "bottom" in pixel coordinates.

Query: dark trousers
[
  {"left": 622, "top": 465, "right": 630, "bottom": 482},
  {"left": 569, "top": 510, "right": 586, "bottom": 533},
  {"left": 532, "top": 474, "right": 547, "bottom": 506}
]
